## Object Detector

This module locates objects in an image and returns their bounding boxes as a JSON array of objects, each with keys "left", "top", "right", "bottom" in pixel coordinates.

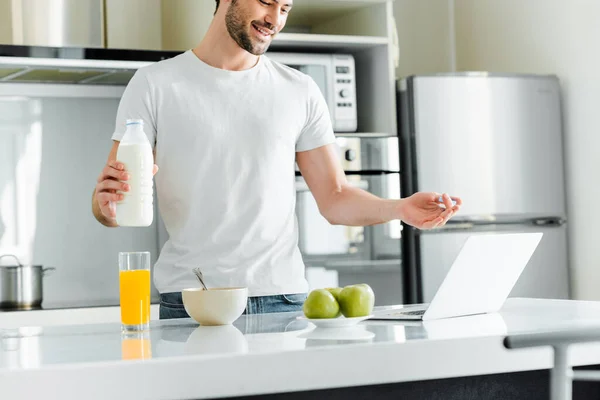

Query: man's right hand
[
  {"left": 92, "top": 141, "right": 158, "bottom": 227},
  {"left": 95, "top": 161, "right": 159, "bottom": 221},
  {"left": 95, "top": 160, "right": 131, "bottom": 221}
]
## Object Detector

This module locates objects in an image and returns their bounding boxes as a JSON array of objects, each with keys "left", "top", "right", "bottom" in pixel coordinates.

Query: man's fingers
[
  {"left": 441, "top": 193, "right": 454, "bottom": 210},
  {"left": 98, "top": 165, "right": 129, "bottom": 183},
  {"left": 441, "top": 210, "right": 454, "bottom": 225},
  {"left": 110, "top": 161, "right": 125, "bottom": 171},
  {"left": 421, "top": 217, "right": 443, "bottom": 230},
  {"left": 97, "top": 179, "right": 129, "bottom": 193},
  {"left": 451, "top": 196, "right": 463, "bottom": 206},
  {"left": 435, "top": 193, "right": 460, "bottom": 209},
  {"left": 422, "top": 209, "right": 454, "bottom": 230},
  {"left": 103, "top": 204, "right": 116, "bottom": 218},
  {"left": 97, "top": 192, "right": 123, "bottom": 203}
]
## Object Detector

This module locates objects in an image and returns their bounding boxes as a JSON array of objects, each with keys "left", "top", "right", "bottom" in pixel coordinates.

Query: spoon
[{"left": 192, "top": 268, "right": 208, "bottom": 290}]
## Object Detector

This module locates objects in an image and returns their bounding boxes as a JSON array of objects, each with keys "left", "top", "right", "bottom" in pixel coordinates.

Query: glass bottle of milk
[{"left": 116, "top": 119, "right": 154, "bottom": 227}]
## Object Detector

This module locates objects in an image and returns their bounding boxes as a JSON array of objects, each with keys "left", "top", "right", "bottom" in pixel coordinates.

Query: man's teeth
[{"left": 255, "top": 25, "right": 269, "bottom": 35}]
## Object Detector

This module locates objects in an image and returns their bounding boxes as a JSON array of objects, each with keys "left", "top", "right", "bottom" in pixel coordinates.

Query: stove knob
[{"left": 339, "top": 89, "right": 351, "bottom": 98}]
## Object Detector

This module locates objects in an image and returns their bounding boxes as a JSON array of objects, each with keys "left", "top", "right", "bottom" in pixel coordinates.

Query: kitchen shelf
[
  {"left": 284, "top": 0, "right": 392, "bottom": 38},
  {"left": 271, "top": 33, "right": 388, "bottom": 52},
  {"left": 287, "top": 0, "right": 390, "bottom": 24},
  {"left": 270, "top": 33, "right": 389, "bottom": 52}
]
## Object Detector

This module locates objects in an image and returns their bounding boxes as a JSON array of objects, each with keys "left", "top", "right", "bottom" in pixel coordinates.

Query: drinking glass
[{"left": 119, "top": 251, "right": 151, "bottom": 332}]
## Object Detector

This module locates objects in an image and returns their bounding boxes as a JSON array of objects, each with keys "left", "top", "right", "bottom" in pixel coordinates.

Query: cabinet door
[
  {"left": 105, "top": 0, "right": 162, "bottom": 50},
  {"left": 1, "top": 0, "right": 103, "bottom": 47},
  {"left": 161, "top": 0, "right": 215, "bottom": 51},
  {"left": 0, "top": 0, "right": 13, "bottom": 45}
]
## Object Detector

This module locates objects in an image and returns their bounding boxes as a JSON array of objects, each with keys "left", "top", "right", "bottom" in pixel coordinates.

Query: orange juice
[{"left": 119, "top": 269, "right": 151, "bottom": 326}]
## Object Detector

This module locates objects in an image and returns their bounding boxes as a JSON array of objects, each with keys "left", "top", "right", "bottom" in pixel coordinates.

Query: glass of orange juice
[{"left": 119, "top": 251, "right": 151, "bottom": 332}]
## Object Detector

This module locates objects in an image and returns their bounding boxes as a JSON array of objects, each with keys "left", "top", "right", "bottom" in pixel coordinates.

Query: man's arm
[{"left": 296, "top": 144, "right": 462, "bottom": 229}]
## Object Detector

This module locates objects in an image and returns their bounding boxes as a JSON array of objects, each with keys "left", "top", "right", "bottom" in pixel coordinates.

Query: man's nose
[{"left": 264, "top": 8, "right": 282, "bottom": 30}]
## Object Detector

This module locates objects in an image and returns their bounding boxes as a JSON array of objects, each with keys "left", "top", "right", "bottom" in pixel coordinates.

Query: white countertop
[
  {"left": 0, "top": 304, "right": 161, "bottom": 329},
  {"left": 2, "top": 297, "right": 600, "bottom": 399}
]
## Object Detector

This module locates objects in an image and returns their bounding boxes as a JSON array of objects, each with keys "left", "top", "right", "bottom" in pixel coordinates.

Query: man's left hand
[{"left": 399, "top": 192, "right": 463, "bottom": 230}]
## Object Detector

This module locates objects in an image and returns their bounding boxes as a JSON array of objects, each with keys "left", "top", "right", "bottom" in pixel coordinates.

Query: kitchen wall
[
  {"left": 0, "top": 88, "right": 160, "bottom": 308},
  {"left": 393, "top": 0, "right": 454, "bottom": 79},
  {"left": 453, "top": 0, "right": 600, "bottom": 301}
]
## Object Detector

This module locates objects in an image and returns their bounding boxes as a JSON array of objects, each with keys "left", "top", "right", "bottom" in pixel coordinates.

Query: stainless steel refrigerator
[{"left": 398, "top": 73, "right": 570, "bottom": 304}]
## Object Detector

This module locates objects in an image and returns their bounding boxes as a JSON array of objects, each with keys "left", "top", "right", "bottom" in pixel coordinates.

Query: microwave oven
[{"left": 266, "top": 52, "right": 358, "bottom": 133}]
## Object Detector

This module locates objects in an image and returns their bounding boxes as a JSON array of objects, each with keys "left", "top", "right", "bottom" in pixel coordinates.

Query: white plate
[
  {"left": 298, "top": 326, "right": 375, "bottom": 341},
  {"left": 296, "top": 315, "right": 372, "bottom": 329}
]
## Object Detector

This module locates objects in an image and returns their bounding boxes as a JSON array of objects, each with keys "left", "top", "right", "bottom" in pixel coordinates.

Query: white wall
[
  {"left": 393, "top": 0, "right": 454, "bottom": 79},
  {"left": 0, "top": 88, "right": 160, "bottom": 308},
  {"left": 454, "top": 0, "right": 600, "bottom": 300}
]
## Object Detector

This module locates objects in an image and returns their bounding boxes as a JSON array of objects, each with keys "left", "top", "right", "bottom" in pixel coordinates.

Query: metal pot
[{"left": 0, "top": 255, "right": 55, "bottom": 310}]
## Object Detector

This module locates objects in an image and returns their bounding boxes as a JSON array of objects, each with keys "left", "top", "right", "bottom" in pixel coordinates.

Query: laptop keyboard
[{"left": 390, "top": 309, "right": 426, "bottom": 316}]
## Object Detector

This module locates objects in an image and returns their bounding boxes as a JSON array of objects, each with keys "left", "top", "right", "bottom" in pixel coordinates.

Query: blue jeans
[{"left": 159, "top": 291, "right": 307, "bottom": 320}]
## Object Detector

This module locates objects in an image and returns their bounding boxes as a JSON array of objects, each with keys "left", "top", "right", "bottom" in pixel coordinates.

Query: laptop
[{"left": 371, "top": 232, "right": 543, "bottom": 321}]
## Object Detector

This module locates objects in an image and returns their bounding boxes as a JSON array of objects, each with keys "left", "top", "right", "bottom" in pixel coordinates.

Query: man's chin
[{"left": 249, "top": 43, "right": 270, "bottom": 56}]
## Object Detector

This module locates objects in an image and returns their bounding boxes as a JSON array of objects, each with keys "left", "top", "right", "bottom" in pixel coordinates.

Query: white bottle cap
[{"left": 126, "top": 119, "right": 144, "bottom": 126}]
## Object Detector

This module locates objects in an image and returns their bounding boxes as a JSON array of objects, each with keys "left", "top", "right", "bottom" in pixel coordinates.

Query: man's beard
[{"left": 225, "top": 0, "right": 274, "bottom": 55}]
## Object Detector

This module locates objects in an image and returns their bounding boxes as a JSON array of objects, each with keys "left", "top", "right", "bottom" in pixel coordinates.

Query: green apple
[
  {"left": 303, "top": 289, "right": 340, "bottom": 319},
  {"left": 324, "top": 287, "right": 343, "bottom": 317},
  {"left": 325, "top": 287, "right": 343, "bottom": 301},
  {"left": 338, "top": 284, "right": 375, "bottom": 318}
]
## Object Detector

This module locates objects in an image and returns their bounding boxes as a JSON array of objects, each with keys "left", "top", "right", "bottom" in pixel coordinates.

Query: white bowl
[{"left": 182, "top": 287, "right": 248, "bottom": 326}]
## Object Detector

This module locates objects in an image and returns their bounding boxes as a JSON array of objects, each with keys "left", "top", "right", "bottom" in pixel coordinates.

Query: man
[{"left": 92, "top": 0, "right": 462, "bottom": 319}]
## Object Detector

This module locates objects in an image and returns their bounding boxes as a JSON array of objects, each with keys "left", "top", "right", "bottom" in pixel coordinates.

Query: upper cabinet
[
  {"left": 104, "top": 0, "right": 163, "bottom": 51},
  {"left": 0, "top": 0, "right": 13, "bottom": 45},
  {"left": 0, "top": 0, "right": 104, "bottom": 47},
  {"left": 160, "top": 1, "right": 215, "bottom": 52}
]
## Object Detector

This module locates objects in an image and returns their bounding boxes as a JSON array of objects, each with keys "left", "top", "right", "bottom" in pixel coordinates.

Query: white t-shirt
[{"left": 111, "top": 50, "right": 336, "bottom": 296}]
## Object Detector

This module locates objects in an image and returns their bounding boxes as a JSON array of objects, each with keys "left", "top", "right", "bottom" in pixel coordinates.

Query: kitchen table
[{"left": 2, "top": 298, "right": 600, "bottom": 400}]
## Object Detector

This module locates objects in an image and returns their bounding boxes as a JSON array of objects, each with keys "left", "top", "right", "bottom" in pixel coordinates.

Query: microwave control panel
[{"left": 332, "top": 55, "right": 358, "bottom": 132}]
